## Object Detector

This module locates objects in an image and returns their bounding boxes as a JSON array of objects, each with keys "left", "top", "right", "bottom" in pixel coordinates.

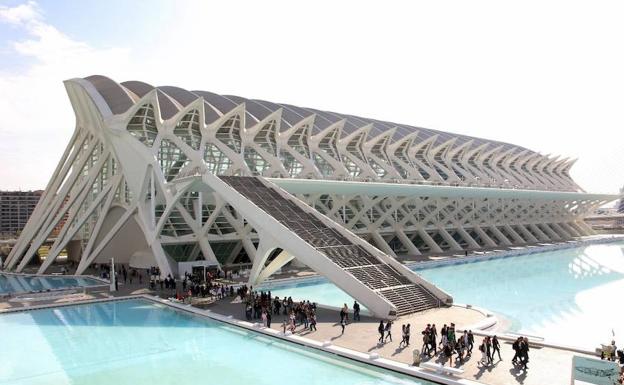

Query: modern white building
[{"left": 4, "top": 75, "right": 618, "bottom": 317}]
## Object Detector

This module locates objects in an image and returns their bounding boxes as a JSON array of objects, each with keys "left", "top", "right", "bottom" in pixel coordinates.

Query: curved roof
[{"left": 82, "top": 75, "right": 528, "bottom": 152}]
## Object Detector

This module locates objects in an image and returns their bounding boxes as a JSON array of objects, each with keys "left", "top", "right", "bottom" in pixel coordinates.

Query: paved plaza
[{"left": 207, "top": 295, "right": 594, "bottom": 385}]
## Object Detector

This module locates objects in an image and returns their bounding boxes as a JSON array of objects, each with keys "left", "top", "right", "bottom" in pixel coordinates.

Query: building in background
[
  {"left": 3, "top": 75, "right": 619, "bottom": 317},
  {"left": 0, "top": 191, "right": 43, "bottom": 238}
]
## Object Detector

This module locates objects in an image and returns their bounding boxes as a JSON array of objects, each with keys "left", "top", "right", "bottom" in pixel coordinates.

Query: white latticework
[{"left": 4, "top": 75, "right": 617, "bottom": 285}]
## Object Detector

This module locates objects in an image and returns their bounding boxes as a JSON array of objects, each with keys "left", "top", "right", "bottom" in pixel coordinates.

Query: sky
[{"left": 0, "top": 0, "right": 623, "bottom": 198}]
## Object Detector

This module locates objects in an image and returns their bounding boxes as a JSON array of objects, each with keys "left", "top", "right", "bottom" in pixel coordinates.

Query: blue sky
[{"left": 0, "top": 0, "right": 623, "bottom": 197}]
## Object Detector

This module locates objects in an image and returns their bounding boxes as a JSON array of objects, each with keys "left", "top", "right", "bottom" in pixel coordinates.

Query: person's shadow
[
  {"left": 473, "top": 360, "right": 495, "bottom": 380},
  {"left": 509, "top": 366, "right": 528, "bottom": 384},
  {"left": 392, "top": 345, "right": 407, "bottom": 356}
]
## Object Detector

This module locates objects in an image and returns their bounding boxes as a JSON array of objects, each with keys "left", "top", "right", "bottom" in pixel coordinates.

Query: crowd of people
[
  {"left": 414, "top": 322, "right": 515, "bottom": 369},
  {"left": 510, "top": 336, "right": 530, "bottom": 369},
  {"left": 240, "top": 288, "right": 320, "bottom": 334}
]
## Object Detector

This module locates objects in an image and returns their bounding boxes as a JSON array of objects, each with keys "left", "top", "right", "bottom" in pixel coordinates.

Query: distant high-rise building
[
  {"left": 0, "top": 191, "right": 43, "bottom": 237},
  {"left": 617, "top": 186, "right": 624, "bottom": 213}
]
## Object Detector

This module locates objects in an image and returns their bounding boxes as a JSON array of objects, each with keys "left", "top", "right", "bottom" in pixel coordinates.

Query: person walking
[
  {"left": 422, "top": 328, "right": 431, "bottom": 356},
  {"left": 468, "top": 330, "right": 474, "bottom": 354},
  {"left": 400, "top": 324, "right": 407, "bottom": 348},
  {"left": 462, "top": 331, "right": 470, "bottom": 356},
  {"left": 261, "top": 310, "right": 268, "bottom": 327},
  {"left": 440, "top": 328, "right": 448, "bottom": 355},
  {"left": 405, "top": 324, "right": 411, "bottom": 346},
  {"left": 492, "top": 335, "right": 502, "bottom": 361},
  {"left": 430, "top": 323, "right": 438, "bottom": 355},
  {"left": 479, "top": 338, "right": 488, "bottom": 366},
  {"left": 485, "top": 336, "right": 493, "bottom": 365},
  {"left": 456, "top": 338, "right": 466, "bottom": 364},
  {"left": 443, "top": 341, "right": 453, "bottom": 366},
  {"left": 448, "top": 323, "right": 456, "bottom": 345},
  {"left": 310, "top": 312, "right": 317, "bottom": 331},
  {"left": 384, "top": 321, "right": 393, "bottom": 342},
  {"left": 353, "top": 301, "right": 361, "bottom": 322},
  {"left": 520, "top": 337, "right": 529, "bottom": 369},
  {"left": 303, "top": 311, "right": 309, "bottom": 329},
  {"left": 378, "top": 321, "right": 385, "bottom": 343},
  {"left": 511, "top": 337, "right": 521, "bottom": 365},
  {"left": 340, "top": 303, "right": 348, "bottom": 324}
]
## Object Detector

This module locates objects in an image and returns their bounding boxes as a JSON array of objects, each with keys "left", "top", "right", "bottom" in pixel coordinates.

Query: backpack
[{"left": 479, "top": 344, "right": 485, "bottom": 352}]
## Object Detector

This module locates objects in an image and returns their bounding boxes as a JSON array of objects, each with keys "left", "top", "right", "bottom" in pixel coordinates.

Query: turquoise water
[
  {"left": 267, "top": 242, "right": 624, "bottom": 349},
  {"left": 0, "top": 299, "right": 434, "bottom": 385},
  {"left": 0, "top": 273, "right": 104, "bottom": 295}
]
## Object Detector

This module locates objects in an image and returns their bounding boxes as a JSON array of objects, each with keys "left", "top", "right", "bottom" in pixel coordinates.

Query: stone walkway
[{"left": 206, "top": 296, "right": 593, "bottom": 385}]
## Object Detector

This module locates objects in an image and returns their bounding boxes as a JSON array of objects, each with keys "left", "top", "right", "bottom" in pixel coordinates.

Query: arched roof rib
[
  {"left": 156, "top": 90, "right": 181, "bottom": 120},
  {"left": 158, "top": 86, "right": 198, "bottom": 107},
  {"left": 308, "top": 109, "right": 343, "bottom": 132},
  {"left": 231, "top": 98, "right": 272, "bottom": 123},
  {"left": 120, "top": 80, "right": 154, "bottom": 99},
  {"left": 190, "top": 91, "right": 235, "bottom": 124},
  {"left": 191, "top": 90, "right": 237, "bottom": 115},
  {"left": 82, "top": 75, "right": 532, "bottom": 154},
  {"left": 280, "top": 104, "right": 314, "bottom": 122},
  {"left": 119, "top": 81, "right": 181, "bottom": 120},
  {"left": 253, "top": 99, "right": 303, "bottom": 130},
  {"left": 86, "top": 75, "right": 134, "bottom": 114}
]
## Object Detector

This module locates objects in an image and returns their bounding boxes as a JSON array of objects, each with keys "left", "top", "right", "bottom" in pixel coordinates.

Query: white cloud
[
  {"left": 0, "top": 1, "right": 133, "bottom": 190},
  {"left": 0, "top": 1, "right": 40, "bottom": 26}
]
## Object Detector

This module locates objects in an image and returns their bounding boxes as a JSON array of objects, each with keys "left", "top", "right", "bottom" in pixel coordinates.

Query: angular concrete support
[
  {"left": 149, "top": 241, "right": 177, "bottom": 278},
  {"left": 528, "top": 223, "right": 550, "bottom": 242},
  {"left": 255, "top": 250, "right": 295, "bottom": 284},
  {"left": 198, "top": 237, "right": 220, "bottom": 266},
  {"left": 457, "top": 227, "right": 480, "bottom": 249},
  {"left": 417, "top": 228, "right": 443, "bottom": 253},
  {"left": 370, "top": 231, "right": 398, "bottom": 258},
  {"left": 489, "top": 225, "right": 512, "bottom": 246},
  {"left": 473, "top": 225, "right": 497, "bottom": 247},
  {"left": 437, "top": 227, "right": 463, "bottom": 251},
  {"left": 504, "top": 225, "right": 526, "bottom": 243},
  {"left": 551, "top": 223, "right": 581, "bottom": 239},
  {"left": 552, "top": 223, "right": 581, "bottom": 239},
  {"left": 75, "top": 207, "right": 136, "bottom": 275},
  {"left": 395, "top": 229, "right": 421, "bottom": 256},
  {"left": 516, "top": 224, "right": 539, "bottom": 243},
  {"left": 539, "top": 223, "right": 561, "bottom": 241}
]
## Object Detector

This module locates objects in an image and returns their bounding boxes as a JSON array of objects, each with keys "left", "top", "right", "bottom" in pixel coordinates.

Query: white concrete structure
[{"left": 4, "top": 76, "right": 618, "bottom": 316}]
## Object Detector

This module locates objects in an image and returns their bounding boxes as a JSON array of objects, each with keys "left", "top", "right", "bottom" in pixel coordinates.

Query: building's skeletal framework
[{"left": 4, "top": 76, "right": 617, "bottom": 315}]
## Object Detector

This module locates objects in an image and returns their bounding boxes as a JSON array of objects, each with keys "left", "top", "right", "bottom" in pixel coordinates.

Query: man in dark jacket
[
  {"left": 353, "top": 301, "right": 361, "bottom": 321},
  {"left": 511, "top": 337, "right": 521, "bottom": 364},
  {"left": 519, "top": 337, "right": 529, "bottom": 369},
  {"left": 378, "top": 321, "right": 385, "bottom": 343},
  {"left": 492, "top": 335, "right": 502, "bottom": 361}
]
